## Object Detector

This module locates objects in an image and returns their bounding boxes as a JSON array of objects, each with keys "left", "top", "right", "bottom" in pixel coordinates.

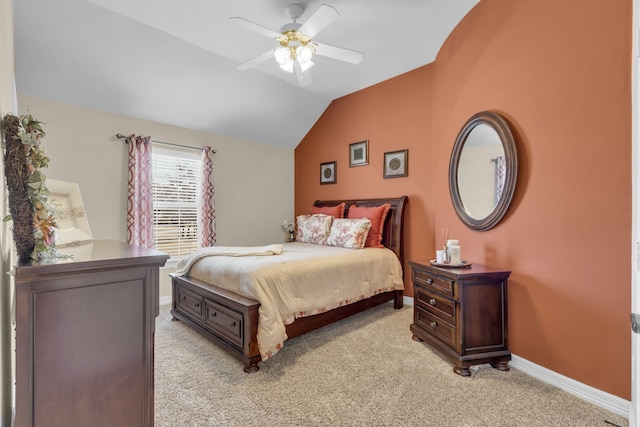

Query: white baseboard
[
  {"left": 404, "top": 296, "right": 629, "bottom": 419},
  {"left": 509, "top": 355, "right": 629, "bottom": 419}
]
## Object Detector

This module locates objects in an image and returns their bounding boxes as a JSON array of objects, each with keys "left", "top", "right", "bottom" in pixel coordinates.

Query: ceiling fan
[{"left": 230, "top": 3, "right": 364, "bottom": 87}]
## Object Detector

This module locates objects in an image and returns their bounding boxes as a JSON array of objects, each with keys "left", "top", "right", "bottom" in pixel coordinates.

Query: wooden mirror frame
[{"left": 448, "top": 111, "right": 518, "bottom": 231}]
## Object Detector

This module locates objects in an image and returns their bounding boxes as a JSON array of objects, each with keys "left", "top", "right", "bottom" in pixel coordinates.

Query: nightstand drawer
[
  {"left": 412, "top": 267, "right": 455, "bottom": 297},
  {"left": 414, "top": 286, "right": 456, "bottom": 326},
  {"left": 415, "top": 305, "right": 456, "bottom": 349},
  {"left": 203, "top": 298, "right": 243, "bottom": 347},
  {"left": 175, "top": 285, "right": 204, "bottom": 322}
]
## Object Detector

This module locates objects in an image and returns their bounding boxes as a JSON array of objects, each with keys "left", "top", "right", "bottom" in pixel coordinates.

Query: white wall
[
  {"left": 0, "top": 0, "right": 17, "bottom": 423},
  {"left": 17, "top": 95, "right": 295, "bottom": 298}
]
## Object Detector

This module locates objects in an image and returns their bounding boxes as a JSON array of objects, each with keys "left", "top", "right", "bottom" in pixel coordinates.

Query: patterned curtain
[
  {"left": 494, "top": 156, "right": 506, "bottom": 205},
  {"left": 126, "top": 135, "right": 154, "bottom": 248},
  {"left": 199, "top": 146, "right": 216, "bottom": 247}
]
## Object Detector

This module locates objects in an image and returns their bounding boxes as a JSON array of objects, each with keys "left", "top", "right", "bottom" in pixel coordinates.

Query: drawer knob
[
  {"left": 427, "top": 278, "right": 433, "bottom": 284},
  {"left": 429, "top": 298, "right": 436, "bottom": 306},
  {"left": 180, "top": 295, "right": 186, "bottom": 301},
  {"left": 230, "top": 321, "right": 236, "bottom": 327},
  {"left": 430, "top": 321, "right": 437, "bottom": 329},
  {"left": 211, "top": 311, "right": 217, "bottom": 317},
  {"left": 194, "top": 302, "right": 200, "bottom": 308}
]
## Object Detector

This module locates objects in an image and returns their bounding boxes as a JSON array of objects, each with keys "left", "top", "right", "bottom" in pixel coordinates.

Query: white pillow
[
  {"left": 295, "top": 214, "right": 333, "bottom": 245},
  {"left": 326, "top": 218, "right": 372, "bottom": 249}
]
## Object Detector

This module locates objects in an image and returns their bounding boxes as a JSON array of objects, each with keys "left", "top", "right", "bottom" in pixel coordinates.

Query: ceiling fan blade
[
  {"left": 229, "top": 17, "right": 282, "bottom": 39},
  {"left": 314, "top": 43, "right": 364, "bottom": 64},
  {"left": 236, "top": 50, "right": 274, "bottom": 71},
  {"left": 294, "top": 62, "right": 312, "bottom": 87},
  {"left": 298, "top": 4, "right": 339, "bottom": 38}
]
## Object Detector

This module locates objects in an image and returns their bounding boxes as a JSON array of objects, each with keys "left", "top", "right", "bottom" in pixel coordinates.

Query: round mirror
[{"left": 449, "top": 111, "right": 517, "bottom": 231}]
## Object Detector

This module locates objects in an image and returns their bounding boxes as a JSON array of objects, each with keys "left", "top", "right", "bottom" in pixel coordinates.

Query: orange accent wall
[{"left": 295, "top": 0, "right": 632, "bottom": 399}]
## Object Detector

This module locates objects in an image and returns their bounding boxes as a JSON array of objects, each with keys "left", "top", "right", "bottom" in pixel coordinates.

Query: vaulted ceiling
[{"left": 14, "top": 0, "right": 480, "bottom": 148}]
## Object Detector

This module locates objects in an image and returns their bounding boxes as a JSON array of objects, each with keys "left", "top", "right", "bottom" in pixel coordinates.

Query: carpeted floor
[{"left": 154, "top": 303, "right": 628, "bottom": 426}]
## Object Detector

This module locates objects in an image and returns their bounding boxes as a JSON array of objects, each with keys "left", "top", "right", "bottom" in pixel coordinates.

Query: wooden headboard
[{"left": 312, "top": 196, "right": 408, "bottom": 267}]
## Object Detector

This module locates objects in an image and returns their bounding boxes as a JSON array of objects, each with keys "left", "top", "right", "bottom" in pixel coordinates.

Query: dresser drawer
[
  {"left": 412, "top": 267, "right": 455, "bottom": 298},
  {"left": 415, "top": 305, "right": 456, "bottom": 350},
  {"left": 175, "top": 285, "right": 204, "bottom": 322},
  {"left": 414, "top": 286, "right": 456, "bottom": 327},
  {"left": 203, "top": 298, "right": 243, "bottom": 347}
]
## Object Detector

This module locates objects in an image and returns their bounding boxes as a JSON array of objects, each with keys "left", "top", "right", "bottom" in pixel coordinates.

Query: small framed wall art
[
  {"left": 320, "top": 161, "right": 337, "bottom": 184},
  {"left": 383, "top": 149, "right": 408, "bottom": 178},
  {"left": 349, "top": 140, "right": 369, "bottom": 167}
]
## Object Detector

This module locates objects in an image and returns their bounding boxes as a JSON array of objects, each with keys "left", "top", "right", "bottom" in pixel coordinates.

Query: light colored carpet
[{"left": 154, "top": 303, "right": 628, "bottom": 427}]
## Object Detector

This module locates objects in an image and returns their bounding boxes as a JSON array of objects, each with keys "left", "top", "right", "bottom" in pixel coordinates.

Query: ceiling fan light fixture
[
  {"left": 273, "top": 47, "right": 291, "bottom": 65},
  {"left": 296, "top": 45, "right": 313, "bottom": 64},
  {"left": 233, "top": 4, "right": 361, "bottom": 86},
  {"left": 279, "top": 60, "right": 294, "bottom": 73}
]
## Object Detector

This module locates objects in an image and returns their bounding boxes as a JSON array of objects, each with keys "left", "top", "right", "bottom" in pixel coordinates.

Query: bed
[{"left": 170, "top": 196, "right": 407, "bottom": 372}]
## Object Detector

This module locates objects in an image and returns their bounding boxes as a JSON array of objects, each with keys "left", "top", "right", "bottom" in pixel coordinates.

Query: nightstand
[{"left": 409, "top": 260, "right": 511, "bottom": 376}]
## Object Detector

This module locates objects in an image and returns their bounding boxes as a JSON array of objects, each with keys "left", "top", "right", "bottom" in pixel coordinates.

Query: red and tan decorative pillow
[
  {"left": 326, "top": 218, "right": 372, "bottom": 249},
  {"left": 295, "top": 214, "right": 333, "bottom": 245},
  {"left": 310, "top": 202, "right": 346, "bottom": 218},
  {"left": 347, "top": 204, "right": 391, "bottom": 248}
]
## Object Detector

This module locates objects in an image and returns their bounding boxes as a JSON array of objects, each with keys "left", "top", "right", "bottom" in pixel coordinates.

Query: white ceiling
[{"left": 14, "top": 0, "right": 479, "bottom": 149}]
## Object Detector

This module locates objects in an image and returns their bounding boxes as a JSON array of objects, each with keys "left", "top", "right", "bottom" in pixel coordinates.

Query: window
[{"left": 151, "top": 146, "right": 201, "bottom": 258}]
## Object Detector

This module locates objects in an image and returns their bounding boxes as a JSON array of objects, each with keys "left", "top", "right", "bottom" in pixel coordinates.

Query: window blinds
[{"left": 152, "top": 148, "right": 201, "bottom": 258}]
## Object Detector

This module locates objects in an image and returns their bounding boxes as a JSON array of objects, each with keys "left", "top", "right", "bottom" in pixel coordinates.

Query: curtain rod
[{"left": 115, "top": 133, "right": 216, "bottom": 153}]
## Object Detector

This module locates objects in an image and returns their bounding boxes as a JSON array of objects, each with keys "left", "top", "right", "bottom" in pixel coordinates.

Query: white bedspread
[
  {"left": 174, "top": 244, "right": 284, "bottom": 276},
  {"left": 177, "top": 242, "right": 403, "bottom": 360}
]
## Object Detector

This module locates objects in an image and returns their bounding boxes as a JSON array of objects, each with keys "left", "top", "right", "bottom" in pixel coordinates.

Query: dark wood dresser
[
  {"left": 409, "top": 260, "right": 510, "bottom": 376},
  {"left": 13, "top": 240, "right": 169, "bottom": 427}
]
